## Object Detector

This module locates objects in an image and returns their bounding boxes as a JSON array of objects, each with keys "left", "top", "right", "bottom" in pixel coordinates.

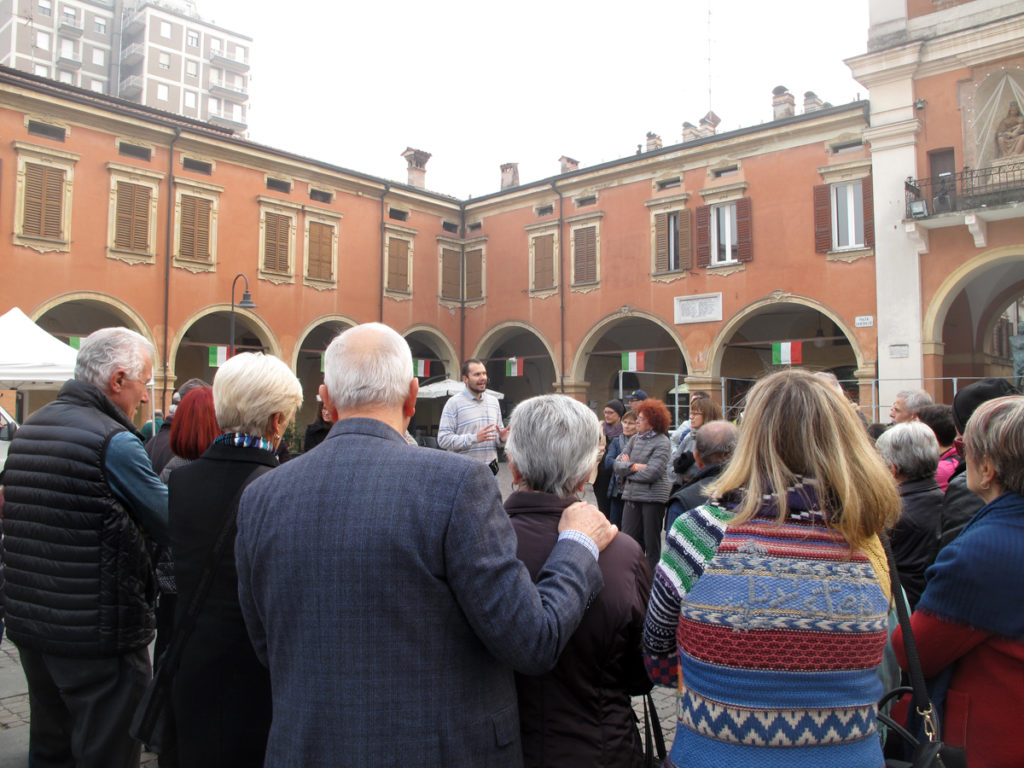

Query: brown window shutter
[
  {"left": 441, "top": 248, "right": 460, "bottom": 298},
  {"left": 533, "top": 234, "right": 554, "bottom": 289},
  {"left": 696, "top": 204, "right": 710, "bottom": 267},
  {"left": 388, "top": 238, "right": 409, "bottom": 292},
  {"left": 678, "top": 208, "right": 693, "bottom": 270},
  {"left": 574, "top": 226, "right": 596, "bottom": 284},
  {"left": 179, "top": 195, "right": 211, "bottom": 261},
  {"left": 465, "top": 249, "right": 483, "bottom": 299},
  {"left": 115, "top": 182, "right": 150, "bottom": 251},
  {"left": 23, "top": 162, "right": 63, "bottom": 239},
  {"left": 813, "top": 184, "right": 831, "bottom": 253},
  {"left": 264, "top": 212, "right": 290, "bottom": 272},
  {"left": 307, "top": 221, "right": 333, "bottom": 280},
  {"left": 736, "top": 197, "right": 753, "bottom": 263},
  {"left": 862, "top": 175, "right": 874, "bottom": 248},
  {"left": 654, "top": 212, "right": 668, "bottom": 272}
]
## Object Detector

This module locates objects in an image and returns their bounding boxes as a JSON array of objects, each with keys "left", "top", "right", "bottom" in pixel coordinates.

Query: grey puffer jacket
[{"left": 614, "top": 432, "right": 672, "bottom": 504}]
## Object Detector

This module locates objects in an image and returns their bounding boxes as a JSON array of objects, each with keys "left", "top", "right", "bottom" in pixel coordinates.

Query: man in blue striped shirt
[{"left": 438, "top": 359, "right": 507, "bottom": 474}]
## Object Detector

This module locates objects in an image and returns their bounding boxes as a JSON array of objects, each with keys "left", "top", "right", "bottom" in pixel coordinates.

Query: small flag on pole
[
  {"left": 621, "top": 351, "right": 645, "bottom": 371},
  {"left": 506, "top": 357, "right": 523, "bottom": 377},
  {"left": 414, "top": 359, "right": 431, "bottom": 377},
  {"left": 209, "top": 345, "right": 229, "bottom": 367},
  {"left": 772, "top": 342, "right": 803, "bottom": 365},
  {"left": 68, "top": 336, "right": 82, "bottom": 349}
]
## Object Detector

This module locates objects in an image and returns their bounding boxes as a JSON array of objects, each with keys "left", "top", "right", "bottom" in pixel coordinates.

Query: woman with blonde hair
[
  {"left": 644, "top": 368, "right": 900, "bottom": 768},
  {"left": 169, "top": 353, "right": 302, "bottom": 767}
]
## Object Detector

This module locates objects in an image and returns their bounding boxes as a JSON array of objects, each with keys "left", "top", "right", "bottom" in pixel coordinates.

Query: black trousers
[
  {"left": 622, "top": 500, "right": 665, "bottom": 571},
  {"left": 18, "top": 644, "right": 150, "bottom": 768}
]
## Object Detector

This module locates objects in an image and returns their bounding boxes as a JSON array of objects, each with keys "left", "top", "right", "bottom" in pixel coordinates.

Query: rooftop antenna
[{"left": 707, "top": 5, "right": 713, "bottom": 115}]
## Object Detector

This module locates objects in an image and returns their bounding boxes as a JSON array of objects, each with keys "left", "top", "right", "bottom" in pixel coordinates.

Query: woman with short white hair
[
  {"left": 504, "top": 394, "right": 651, "bottom": 768},
  {"left": 876, "top": 421, "right": 943, "bottom": 608},
  {"left": 169, "top": 352, "right": 302, "bottom": 767}
]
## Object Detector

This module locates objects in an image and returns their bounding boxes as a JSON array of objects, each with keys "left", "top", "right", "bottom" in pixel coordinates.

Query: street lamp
[{"left": 229, "top": 273, "right": 256, "bottom": 357}]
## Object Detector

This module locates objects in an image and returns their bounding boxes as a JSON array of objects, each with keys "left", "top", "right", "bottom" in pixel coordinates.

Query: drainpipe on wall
[
  {"left": 551, "top": 182, "right": 565, "bottom": 393},
  {"left": 459, "top": 200, "right": 466, "bottom": 364},
  {"left": 379, "top": 183, "right": 390, "bottom": 323},
  {"left": 160, "top": 127, "right": 182, "bottom": 410}
]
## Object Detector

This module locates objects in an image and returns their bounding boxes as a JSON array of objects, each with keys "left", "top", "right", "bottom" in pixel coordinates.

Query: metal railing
[{"left": 905, "top": 161, "right": 1024, "bottom": 218}]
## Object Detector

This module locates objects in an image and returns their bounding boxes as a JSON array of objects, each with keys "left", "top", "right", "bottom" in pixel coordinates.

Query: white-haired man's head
[{"left": 322, "top": 323, "right": 414, "bottom": 415}]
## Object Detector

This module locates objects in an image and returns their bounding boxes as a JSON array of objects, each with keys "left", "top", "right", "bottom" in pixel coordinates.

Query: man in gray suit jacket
[{"left": 236, "top": 323, "right": 617, "bottom": 767}]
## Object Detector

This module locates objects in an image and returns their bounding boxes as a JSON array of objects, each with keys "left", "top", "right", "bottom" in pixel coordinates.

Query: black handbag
[
  {"left": 130, "top": 485, "right": 245, "bottom": 750},
  {"left": 878, "top": 538, "right": 967, "bottom": 768},
  {"left": 642, "top": 691, "right": 667, "bottom": 768}
]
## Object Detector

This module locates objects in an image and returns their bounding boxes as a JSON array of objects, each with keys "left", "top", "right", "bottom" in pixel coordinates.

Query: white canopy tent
[
  {"left": 416, "top": 378, "right": 504, "bottom": 400},
  {"left": 0, "top": 307, "right": 78, "bottom": 389}
]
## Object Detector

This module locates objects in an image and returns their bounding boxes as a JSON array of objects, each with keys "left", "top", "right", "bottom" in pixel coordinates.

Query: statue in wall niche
[{"left": 995, "top": 102, "right": 1024, "bottom": 158}]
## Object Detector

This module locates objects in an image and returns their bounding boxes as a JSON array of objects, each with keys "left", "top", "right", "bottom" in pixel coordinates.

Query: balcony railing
[{"left": 905, "top": 161, "right": 1024, "bottom": 218}]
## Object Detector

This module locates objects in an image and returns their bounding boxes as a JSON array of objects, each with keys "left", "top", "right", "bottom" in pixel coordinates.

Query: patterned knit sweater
[{"left": 643, "top": 482, "right": 890, "bottom": 768}]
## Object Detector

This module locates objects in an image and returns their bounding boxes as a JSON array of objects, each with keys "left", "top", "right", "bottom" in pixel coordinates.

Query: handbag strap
[
  {"left": 155, "top": 482, "right": 249, "bottom": 675},
  {"left": 643, "top": 691, "right": 666, "bottom": 767},
  {"left": 881, "top": 535, "right": 942, "bottom": 742}
]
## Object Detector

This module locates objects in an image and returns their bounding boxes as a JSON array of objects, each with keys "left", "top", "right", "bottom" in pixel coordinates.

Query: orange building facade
[{"left": 1, "top": 0, "right": 1021, "bottom": 438}]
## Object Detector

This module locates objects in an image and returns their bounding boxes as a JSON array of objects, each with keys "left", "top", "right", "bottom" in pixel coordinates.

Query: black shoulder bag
[
  {"left": 878, "top": 538, "right": 967, "bottom": 768},
  {"left": 130, "top": 485, "right": 246, "bottom": 750}
]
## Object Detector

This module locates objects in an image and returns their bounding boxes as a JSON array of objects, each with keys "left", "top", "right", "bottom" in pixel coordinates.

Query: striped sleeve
[{"left": 643, "top": 503, "right": 729, "bottom": 686}]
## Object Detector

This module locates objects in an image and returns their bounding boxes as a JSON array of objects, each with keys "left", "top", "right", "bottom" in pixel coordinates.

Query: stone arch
[
  {"left": 290, "top": 314, "right": 360, "bottom": 371},
  {"left": 402, "top": 323, "right": 458, "bottom": 381},
  {"left": 473, "top": 321, "right": 560, "bottom": 382},
  {"left": 707, "top": 296, "right": 865, "bottom": 376},
  {"left": 570, "top": 309, "right": 690, "bottom": 384},
  {"left": 31, "top": 291, "right": 155, "bottom": 350},
  {"left": 471, "top": 321, "right": 560, "bottom": 404}
]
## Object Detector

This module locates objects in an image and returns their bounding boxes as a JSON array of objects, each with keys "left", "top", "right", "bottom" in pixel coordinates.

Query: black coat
[
  {"left": 892, "top": 476, "right": 943, "bottom": 609},
  {"left": 665, "top": 461, "right": 726, "bottom": 533},
  {"left": 506, "top": 490, "right": 651, "bottom": 768},
  {"left": 168, "top": 441, "right": 278, "bottom": 767}
]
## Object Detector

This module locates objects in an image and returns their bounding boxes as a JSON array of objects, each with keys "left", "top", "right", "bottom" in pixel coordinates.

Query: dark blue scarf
[{"left": 918, "top": 491, "right": 1024, "bottom": 642}]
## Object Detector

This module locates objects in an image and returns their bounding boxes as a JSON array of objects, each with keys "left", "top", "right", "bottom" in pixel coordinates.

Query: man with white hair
[
  {"left": 889, "top": 388, "right": 934, "bottom": 424},
  {"left": 1, "top": 327, "right": 168, "bottom": 768},
  {"left": 236, "top": 323, "right": 617, "bottom": 767}
]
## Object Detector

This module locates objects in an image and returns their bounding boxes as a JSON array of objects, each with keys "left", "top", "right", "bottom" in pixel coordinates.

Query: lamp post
[{"left": 229, "top": 273, "right": 256, "bottom": 358}]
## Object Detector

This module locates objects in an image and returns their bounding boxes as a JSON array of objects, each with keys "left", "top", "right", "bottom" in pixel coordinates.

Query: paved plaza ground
[{"left": 0, "top": 459, "right": 677, "bottom": 765}]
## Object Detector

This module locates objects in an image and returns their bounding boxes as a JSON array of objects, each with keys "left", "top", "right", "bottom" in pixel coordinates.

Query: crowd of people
[{"left": 0, "top": 323, "right": 1021, "bottom": 768}]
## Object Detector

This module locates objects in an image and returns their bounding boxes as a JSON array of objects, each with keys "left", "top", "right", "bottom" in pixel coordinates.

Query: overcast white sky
[{"left": 198, "top": 0, "right": 870, "bottom": 198}]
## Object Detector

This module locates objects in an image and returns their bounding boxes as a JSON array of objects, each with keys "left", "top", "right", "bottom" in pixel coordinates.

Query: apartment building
[{"left": 0, "top": 0, "right": 250, "bottom": 133}]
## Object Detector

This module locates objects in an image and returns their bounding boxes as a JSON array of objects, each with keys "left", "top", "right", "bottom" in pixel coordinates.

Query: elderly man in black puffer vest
[{"left": 1, "top": 327, "right": 168, "bottom": 768}]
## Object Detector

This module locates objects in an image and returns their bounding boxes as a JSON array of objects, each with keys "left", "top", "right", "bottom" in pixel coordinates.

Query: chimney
[
  {"left": 559, "top": 155, "right": 579, "bottom": 174},
  {"left": 646, "top": 132, "right": 663, "bottom": 152},
  {"left": 500, "top": 162, "right": 520, "bottom": 189},
  {"left": 681, "top": 121, "right": 700, "bottom": 142},
  {"left": 698, "top": 111, "right": 720, "bottom": 138},
  {"left": 803, "top": 91, "right": 824, "bottom": 113},
  {"left": 401, "top": 148, "right": 431, "bottom": 189},
  {"left": 772, "top": 86, "right": 795, "bottom": 120}
]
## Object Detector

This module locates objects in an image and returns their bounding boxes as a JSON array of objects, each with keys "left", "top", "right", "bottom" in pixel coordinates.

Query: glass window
[
  {"left": 185, "top": 60, "right": 198, "bottom": 77},
  {"left": 36, "top": 31, "right": 50, "bottom": 51},
  {"left": 156, "top": 83, "right": 169, "bottom": 101},
  {"left": 89, "top": 79, "right": 103, "bottom": 93},
  {"left": 92, "top": 48, "right": 104, "bottom": 66},
  {"left": 33, "top": 63, "right": 48, "bottom": 77},
  {"left": 159, "top": 20, "right": 171, "bottom": 38},
  {"left": 208, "top": 96, "right": 219, "bottom": 114},
  {"left": 95, "top": 18, "right": 107, "bottom": 34},
  {"left": 184, "top": 91, "right": 196, "bottom": 108},
  {"left": 711, "top": 203, "right": 738, "bottom": 265},
  {"left": 38, "top": 0, "right": 51, "bottom": 16},
  {"left": 159, "top": 52, "right": 170, "bottom": 69},
  {"left": 187, "top": 30, "right": 199, "bottom": 47},
  {"left": 58, "top": 70, "right": 73, "bottom": 84},
  {"left": 832, "top": 180, "right": 864, "bottom": 249}
]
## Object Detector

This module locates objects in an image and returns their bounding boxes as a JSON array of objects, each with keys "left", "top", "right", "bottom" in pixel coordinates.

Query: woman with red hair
[
  {"left": 159, "top": 387, "right": 221, "bottom": 482},
  {"left": 614, "top": 398, "right": 673, "bottom": 569}
]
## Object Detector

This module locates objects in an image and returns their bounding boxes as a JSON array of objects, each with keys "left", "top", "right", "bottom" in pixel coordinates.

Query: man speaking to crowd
[
  {"left": 235, "top": 323, "right": 617, "bottom": 767},
  {"left": 438, "top": 358, "right": 507, "bottom": 474}
]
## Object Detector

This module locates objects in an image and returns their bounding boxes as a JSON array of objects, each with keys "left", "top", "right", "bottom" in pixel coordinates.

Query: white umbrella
[{"left": 416, "top": 378, "right": 504, "bottom": 400}]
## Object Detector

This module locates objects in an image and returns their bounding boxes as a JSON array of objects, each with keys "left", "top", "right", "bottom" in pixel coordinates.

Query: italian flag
[
  {"left": 506, "top": 357, "right": 523, "bottom": 377},
  {"left": 772, "top": 342, "right": 803, "bottom": 365},
  {"left": 209, "top": 345, "right": 229, "bottom": 367},
  {"left": 414, "top": 359, "right": 431, "bottom": 377},
  {"left": 68, "top": 336, "right": 82, "bottom": 350},
  {"left": 621, "top": 351, "right": 645, "bottom": 371}
]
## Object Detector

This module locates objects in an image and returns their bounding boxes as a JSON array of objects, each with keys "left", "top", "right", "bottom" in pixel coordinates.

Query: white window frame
[
  {"left": 57, "top": 70, "right": 73, "bottom": 84},
  {"left": 172, "top": 177, "right": 222, "bottom": 272},
  {"left": 185, "top": 59, "right": 198, "bottom": 78},
  {"left": 303, "top": 209, "right": 342, "bottom": 289},
  {"left": 156, "top": 83, "right": 169, "bottom": 101},
  {"left": 95, "top": 17, "right": 107, "bottom": 34},
  {"left": 159, "top": 20, "right": 171, "bottom": 38},
  {"left": 89, "top": 80, "right": 103, "bottom": 93},
  {"left": 12, "top": 141, "right": 80, "bottom": 253},
  {"left": 187, "top": 30, "right": 199, "bottom": 47},
  {"left": 105, "top": 162, "right": 164, "bottom": 265},
  {"left": 38, "top": 0, "right": 51, "bottom": 16},
  {"left": 158, "top": 52, "right": 170, "bottom": 70},
  {"left": 831, "top": 179, "right": 864, "bottom": 250},
  {"left": 183, "top": 90, "right": 197, "bottom": 109},
  {"left": 710, "top": 202, "right": 739, "bottom": 266},
  {"left": 92, "top": 48, "right": 104, "bottom": 67},
  {"left": 36, "top": 31, "right": 50, "bottom": 51}
]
